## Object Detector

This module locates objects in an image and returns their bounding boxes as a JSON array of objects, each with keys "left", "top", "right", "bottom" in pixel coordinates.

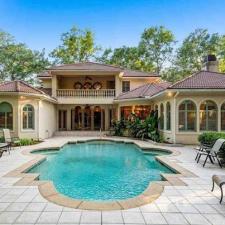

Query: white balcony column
[
  {"left": 104, "top": 106, "right": 109, "bottom": 131},
  {"left": 52, "top": 75, "right": 57, "bottom": 97},
  {"left": 115, "top": 73, "right": 123, "bottom": 97},
  {"left": 90, "top": 106, "right": 94, "bottom": 131},
  {"left": 218, "top": 105, "right": 221, "bottom": 132},
  {"left": 196, "top": 102, "right": 200, "bottom": 133}
]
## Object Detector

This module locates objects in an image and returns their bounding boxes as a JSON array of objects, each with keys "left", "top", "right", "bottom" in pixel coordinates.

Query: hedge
[{"left": 198, "top": 132, "right": 225, "bottom": 145}]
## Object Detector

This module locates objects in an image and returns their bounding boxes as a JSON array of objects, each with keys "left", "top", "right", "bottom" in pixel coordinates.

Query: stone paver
[{"left": 0, "top": 136, "right": 224, "bottom": 224}]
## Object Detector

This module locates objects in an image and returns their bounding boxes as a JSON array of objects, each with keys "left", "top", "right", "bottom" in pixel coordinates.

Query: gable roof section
[
  {"left": 39, "top": 62, "right": 159, "bottom": 78},
  {"left": 116, "top": 81, "right": 171, "bottom": 100},
  {"left": 169, "top": 71, "right": 225, "bottom": 89},
  {"left": 0, "top": 80, "right": 45, "bottom": 95},
  {"left": 48, "top": 62, "right": 122, "bottom": 72}
]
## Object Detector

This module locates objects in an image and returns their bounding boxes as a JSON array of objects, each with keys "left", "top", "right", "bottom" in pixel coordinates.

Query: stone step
[{"left": 54, "top": 131, "right": 108, "bottom": 137}]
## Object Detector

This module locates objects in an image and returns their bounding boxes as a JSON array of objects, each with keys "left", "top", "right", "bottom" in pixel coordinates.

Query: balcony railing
[{"left": 56, "top": 89, "right": 115, "bottom": 98}]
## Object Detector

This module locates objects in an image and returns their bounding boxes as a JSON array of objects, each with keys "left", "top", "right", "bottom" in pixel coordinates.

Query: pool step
[{"left": 54, "top": 131, "right": 109, "bottom": 137}]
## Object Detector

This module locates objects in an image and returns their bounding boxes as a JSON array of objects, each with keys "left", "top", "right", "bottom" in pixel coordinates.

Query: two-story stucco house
[{"left": 0, "top": 56, "right": 225, "bottom": 144}]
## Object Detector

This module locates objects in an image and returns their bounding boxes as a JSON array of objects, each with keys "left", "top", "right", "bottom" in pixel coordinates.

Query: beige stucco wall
[
  {"left": 38, "top": 100, "right": 57, "bottom": 139},
  {"left": 41, "top": 79, "right": 52, "bottom": 88},
  {"left": 0, "top": 95, "right": 56, "bottom": 140}
]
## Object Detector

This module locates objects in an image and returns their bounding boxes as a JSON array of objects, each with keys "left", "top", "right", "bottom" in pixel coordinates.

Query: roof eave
[
  {"left": 167, "top": 88, "right": 225, "bottom": 92},
  {"left": 0, "top": 92, "right": 57, "bottom": 103},
  {"left": 113, "top": 97, "right": 148, "bottom": 103}
]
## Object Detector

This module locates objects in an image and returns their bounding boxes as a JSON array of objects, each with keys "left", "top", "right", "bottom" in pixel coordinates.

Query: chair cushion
[{"left": 212, "top": 175, "right": 225, "bottom": 186}]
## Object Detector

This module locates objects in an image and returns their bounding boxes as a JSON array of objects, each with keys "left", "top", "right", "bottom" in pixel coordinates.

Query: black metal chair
[{"left": 196, "top": 139, "right": 225, "bottom": 167}]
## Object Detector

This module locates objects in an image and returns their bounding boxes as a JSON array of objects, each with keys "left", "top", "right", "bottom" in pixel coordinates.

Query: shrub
[
  {"left": 112, "top": 110, "right": 161, "bottom": 142},
  {"left": 0, "top": 136, "right": 4, "bottom": 143},
  {"left": 198, "top": 132, "right": 225, "bottom": 145},
  {"left": 112, "top": 119, "right": 127, "bottom": 136},
  {"left": 19, "top": 138, "right": 39, "bottom": 146}
]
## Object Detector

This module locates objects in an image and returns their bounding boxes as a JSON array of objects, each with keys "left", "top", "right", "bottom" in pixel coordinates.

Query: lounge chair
[
  {"left": 212, "top": 175, "right": 225, "bottom": 203},
  {"left": 196, "top": 138, "right": 225, "bottom": 167},
  {"left": 3, "top": 129, "right": 20, "bottom": 149}
]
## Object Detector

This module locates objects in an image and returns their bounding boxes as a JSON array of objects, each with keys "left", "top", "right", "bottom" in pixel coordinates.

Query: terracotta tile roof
[
  {"left": 38, "top": 71, "right": 50, "bottom": 77},
  {"left": 123, "top": 69, "right": 158, "bottom": 77},
  {"left": 39, "top": 62, "right": 159, "bottom": 78},
  {"left": 169, "top": 71, "right": 225, "bottom": 89},
  {"left": 116, "top": 81, "right": 171, "bottom": 100},
  {"left": 38, "top": 87, "right": 52, "bottom": 96},
  {"left": 48, "top": 62, "right": 122, "bottom": 71},
  {"left": 0, "top": 80, "right": 45, "bottom": 95}
]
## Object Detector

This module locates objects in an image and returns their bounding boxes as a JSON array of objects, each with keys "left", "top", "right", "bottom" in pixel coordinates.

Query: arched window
[
  {"left": 0, "top": 102, "right": 13, "bottom": 129},
  {"left": 160, "top": 103, "right": 164, "bottom": 130},
  {"left": 23, "top": 104, "right": 34, "bottom": 129},
  {"left": 166, "top": 102, "right": 171, "bottom": 130},
  {"left": 221, "top": 103, "right": 225, "bottom": 131},
  {"left": 200, "top": 100, "right": 217, "bottom": 131},
  {"left": 179, "top": 100, "right": 196, "bottom": 131}
]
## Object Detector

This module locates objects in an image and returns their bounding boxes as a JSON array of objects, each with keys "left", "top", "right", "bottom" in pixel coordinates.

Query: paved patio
[{"left": 0, "top": 136, "right": 225, "bottom": 224}]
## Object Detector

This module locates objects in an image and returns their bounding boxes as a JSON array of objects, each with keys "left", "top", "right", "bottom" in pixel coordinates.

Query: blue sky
[{"left": 1, "top": 0, "right": 225, "bottom": 54}]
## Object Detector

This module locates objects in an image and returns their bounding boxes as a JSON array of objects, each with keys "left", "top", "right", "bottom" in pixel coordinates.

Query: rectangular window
[{"left": 122, "top": 81, "right": 130, "bottom": 92}]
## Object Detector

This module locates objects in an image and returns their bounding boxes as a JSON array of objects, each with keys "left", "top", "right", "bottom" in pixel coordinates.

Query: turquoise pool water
[{"left": 28, "top": 140, "right": 173, "bottom": 201}]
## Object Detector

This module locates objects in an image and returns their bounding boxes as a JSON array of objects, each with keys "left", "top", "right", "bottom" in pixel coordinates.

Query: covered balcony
[{"left": 54, "top": 75, "right": 116, "bottom": 104}]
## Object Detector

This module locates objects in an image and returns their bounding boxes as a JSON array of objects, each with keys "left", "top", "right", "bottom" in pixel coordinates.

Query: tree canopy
[
  {"left": 0, "top": 30, "right": 49, "bottom": 84},
  {"left": 139, "top": 26, "right": 175, "bottom": 75},
  {"left": 1, "top": 25, "right": 225, "bottom": 84},
  {"left": 50, "top": 26, "right": 99, "bottom": 64}
]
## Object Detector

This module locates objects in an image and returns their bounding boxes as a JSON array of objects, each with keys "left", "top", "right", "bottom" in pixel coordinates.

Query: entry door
[{"left": 58, "top": 110, "right": 67, "bottom": 131}]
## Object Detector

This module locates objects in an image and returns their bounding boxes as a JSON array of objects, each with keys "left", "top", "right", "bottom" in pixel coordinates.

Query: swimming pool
[{"left": 28, "top": 140, "right": 174, "bottom": 201}]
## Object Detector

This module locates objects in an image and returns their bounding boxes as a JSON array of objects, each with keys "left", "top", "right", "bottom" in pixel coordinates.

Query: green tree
[
  {"left": 139, "top": 26, "right": 175, "bottom": 75},
  {"left": 50, "top": 26, "right": 99, "bottom": 64},
  {"left": 175, "top": 29, "right": 220, "bottom": 76},
  {"left": 218, "top": 35, "right": 225, "bottom": 72},
  {"left": 0, "top": 30, "right": 49, "bottom": 84},
  {"left": 97, "top": 46, "right": 154, "bottom": 71}
]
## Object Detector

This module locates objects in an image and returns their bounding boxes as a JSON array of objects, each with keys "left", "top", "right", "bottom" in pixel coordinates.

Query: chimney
[{"left": 204, "top": 54, "right": 219, "bottom": 72}]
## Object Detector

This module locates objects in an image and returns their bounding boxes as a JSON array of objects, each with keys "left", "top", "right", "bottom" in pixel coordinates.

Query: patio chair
[
  {"left": 211, "top": 175, "right": 225, "bottom": 203},
  {"left": 3, "top": 129, "right": 20, "bottom": 149},
  {"left": 195, "top": 143, "right": 212, "bottom": 161},
  {"left": 0, "top": 143, "right": 11, "bottom": 155},
  {"left": 196, "top": 138, "right": 225, "bottom": 167}
]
